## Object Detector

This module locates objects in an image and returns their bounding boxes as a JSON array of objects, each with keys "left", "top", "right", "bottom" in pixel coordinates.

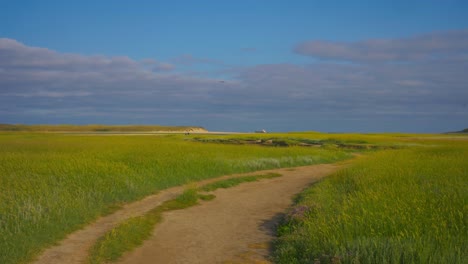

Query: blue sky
[{"left": 1, "top": 0, "right": 468, "bottom": 132}]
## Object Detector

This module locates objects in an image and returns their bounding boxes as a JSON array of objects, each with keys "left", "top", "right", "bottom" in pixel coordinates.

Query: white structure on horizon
[{"left": 255, "top": 129, "right": 267, "bottom": 133}]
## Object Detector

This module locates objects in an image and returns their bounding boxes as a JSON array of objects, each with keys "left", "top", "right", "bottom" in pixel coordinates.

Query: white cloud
[
  {"left": 295, "top": 29, "right": 468, "bottom": 63},
  {"left": 1, "top": 33, "right": 467, "bottom": 132}
]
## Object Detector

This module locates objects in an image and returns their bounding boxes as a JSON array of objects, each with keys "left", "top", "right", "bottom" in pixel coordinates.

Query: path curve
[
  {"left": 117, "top": 164, "right": 341, "bottom": 264},
  {"left": 33, "top": 163, "right": 343, "bottom": 264}
]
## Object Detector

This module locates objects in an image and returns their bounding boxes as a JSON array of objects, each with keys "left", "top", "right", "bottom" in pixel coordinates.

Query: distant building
[{"left": 255, "top": 129, "right": 267, "bottom": 133}]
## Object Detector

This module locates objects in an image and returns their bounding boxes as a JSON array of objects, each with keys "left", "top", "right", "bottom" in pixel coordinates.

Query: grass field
[
  {"left": 274, "top": 141, "right": 468, "bottom": 263},
  {"left": 0, "top": 132, "right": 351, "bottom": 264}
]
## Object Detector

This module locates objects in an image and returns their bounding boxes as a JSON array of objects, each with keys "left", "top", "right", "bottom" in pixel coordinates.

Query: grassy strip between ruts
[
  {"left": 273, "top": 144, "right": 468, "bottom": 264},
  {"left": 87, "top": 188, "right": 201, "bottom": 264},
  {"left": 199, "top": 172, "right": 282, "bottom": 192},
  {"left": 87, "top": 172, "right": 282, "bottom": 263}
]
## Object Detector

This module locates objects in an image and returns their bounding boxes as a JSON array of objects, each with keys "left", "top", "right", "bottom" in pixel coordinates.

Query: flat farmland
[{"left": 0, "top": 132, "right": 350, "bottom": 264}]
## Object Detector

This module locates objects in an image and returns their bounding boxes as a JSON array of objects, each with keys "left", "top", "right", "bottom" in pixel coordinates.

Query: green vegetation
[
  {"left": 199, "top": 172, "right": 281, "bottom": 192},
  {"left": 0, "top": 132, "right": 350, "bottom": 264},
  {"left": 198, "top": 193, "right": 216, "bottom": 201},
  {"left": 192, "top": 136, "right": 398, "bottom": 150},
  {"left": 88, "top": 188, "right": 200, "bottom": 264},
  {"left": 0, "top": 123, "right": 205, "bottom": 132},
  {"left": 274, "top": 143, "right": 468, "bottom": 263},
  {"left": 2, "top": 130, "right": 465, "bottom": 264},
  {"left": 190, "top": 132, "right": 437, "bottom": 150}
]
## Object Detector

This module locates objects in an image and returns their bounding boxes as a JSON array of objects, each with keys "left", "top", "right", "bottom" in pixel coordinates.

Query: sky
[{"left": 1, "top": 0, "right": 468, "bottom": 132}]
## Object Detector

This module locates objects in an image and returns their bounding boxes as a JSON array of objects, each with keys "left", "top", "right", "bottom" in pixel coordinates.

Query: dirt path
[
  {"left": 116, "top": 164, "right": 341, "bottom": 264},
  {"left": 33, "top": 163, "right": 343, "bottom": 264}
]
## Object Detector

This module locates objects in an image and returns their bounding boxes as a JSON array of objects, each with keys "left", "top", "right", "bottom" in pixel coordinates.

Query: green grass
[
  {"left": 0, "top": 132, "right": 350, "bottom": 264},
  {"left": 87, "top": 188, "right": 200, "bottom": 264},
  {"left": 3, "top": 131, "right": 464, "bottom": 264},
  {"left": 198, "top": 193, "right": 216, "bottom": 201},
  {"left": 274, "top": 144, "right": 468, "bottom": 263},
  {"left": 199, "top": 172, "right": 281, "bottom": 192},
  {"left": 192, "top": 136, "right": 398, "bottom": 150}
]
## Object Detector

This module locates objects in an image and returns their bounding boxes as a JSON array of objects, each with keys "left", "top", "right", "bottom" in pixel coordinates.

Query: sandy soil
[
  {"left": 116, "top": 164, "right": 341, "bottom": 264},
  {"left": 33, "top": 164, "right": 343, "bottom": 264}
]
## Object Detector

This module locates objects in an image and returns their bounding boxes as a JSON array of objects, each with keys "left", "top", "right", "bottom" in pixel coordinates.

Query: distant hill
[
  {"left": 446, "top": 128, "right": 468, "bottom": 134},
  {"left": 0, "top": 124, "right": 207, "bottom": 132}
]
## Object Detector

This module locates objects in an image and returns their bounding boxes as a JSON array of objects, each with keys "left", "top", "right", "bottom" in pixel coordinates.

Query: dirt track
[
  {"left": 33, "top": 163, "right": 343, "bottom": 264},
  {"left": 117, "top": 164, "right": 341, "bottom": 264}
]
